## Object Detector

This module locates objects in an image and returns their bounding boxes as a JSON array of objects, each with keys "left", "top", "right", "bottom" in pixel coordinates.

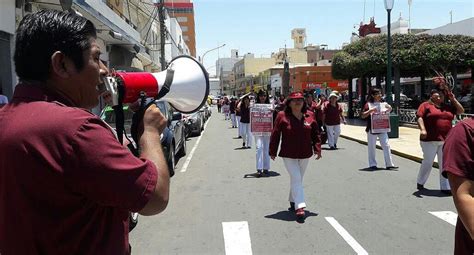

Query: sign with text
[
  {"left": 369, "top": 102, "right": 391, "bottom": 134},
  {"left": 250, "top": 104, "right": 273, "bottom": 136}
]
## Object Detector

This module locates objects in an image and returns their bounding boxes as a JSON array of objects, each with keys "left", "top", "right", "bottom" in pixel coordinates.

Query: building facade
[{"left": 164, "top": 0, "right": 196, "bottom": 57}]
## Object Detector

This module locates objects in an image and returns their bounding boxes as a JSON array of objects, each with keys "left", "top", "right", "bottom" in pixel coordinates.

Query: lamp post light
[
  {"left": 201, "top": 43, "right": 226, "bottom": 64},
  {"left": 384, "top": 0, "right": 399, "bottom": 138}
]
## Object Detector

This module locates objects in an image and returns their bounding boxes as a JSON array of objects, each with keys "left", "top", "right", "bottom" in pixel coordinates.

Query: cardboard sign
[
  {"left": 369, "top": 102, "right": 391, "bottom": 134},
  {"left": 250, "top": 104, "right": 273, "bottom": 136}
]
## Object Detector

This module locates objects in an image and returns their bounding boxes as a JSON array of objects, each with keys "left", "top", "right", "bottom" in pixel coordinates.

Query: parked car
[
  {"left": 183, "top": 111, "right": 204, "bottom": 137},
  {"left": 100, "top": 101, "right": 186, "bottom": 177},
  {"left": 199, "top": 102, "right": 212, "bottom": 121}
]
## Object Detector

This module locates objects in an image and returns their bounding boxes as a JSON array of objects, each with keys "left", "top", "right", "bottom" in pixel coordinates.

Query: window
[
  {"left": 183, "top": 35, "right": 189, "bottom": 41},
  {"left": 181, "top": 26, "right": 188, "bottom": 32},
  {"left": 177, "top": 17, "right": 188, "bottom": 22}
]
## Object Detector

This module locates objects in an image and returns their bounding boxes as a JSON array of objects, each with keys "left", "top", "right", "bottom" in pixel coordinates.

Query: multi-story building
[
  {"left": 216, "top": 49, "right": 241, "bottom": 96},
  {"left": 164, "top": 0, "right": 196, "bottom": 57},
  {"left": 233, "top": 53, "right": 276, "bottom": 95}
]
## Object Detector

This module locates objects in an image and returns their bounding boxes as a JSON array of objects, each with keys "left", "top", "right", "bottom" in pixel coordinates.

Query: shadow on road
[
  {"left": 243, "top": 171, "right": 281, "bottom": 178},
  {"left": 412, "top": 189, "right": 453, "bottom": 198},
  {"left": 234, "top": 146, "right": 251, "bottom": 150},
  {"left": 264, "top": 210, "right": 319, "bottom": 223}
]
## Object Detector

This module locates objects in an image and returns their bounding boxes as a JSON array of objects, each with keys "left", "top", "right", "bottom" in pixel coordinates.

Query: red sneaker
[{"left": 296, "top": 208, "right": 305, "bottom": 218}]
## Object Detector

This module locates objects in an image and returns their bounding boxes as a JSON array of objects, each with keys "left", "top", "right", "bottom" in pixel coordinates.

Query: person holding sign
[
  {"left": 361, "top": 89, "right": 398, "bottom": 170},
  {"left": 416, "top": 78, "right": 464, "bottom": 194},
  {"left": 252, "top": 90, "right": 273, "bottom": 177},
  {"left": 270, "top": 92, "right": 322, "bottom": 220}
]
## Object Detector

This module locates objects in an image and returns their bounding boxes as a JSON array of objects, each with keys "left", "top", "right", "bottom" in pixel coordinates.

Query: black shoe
[
  {"left": 263, "top": 169, "right": 269, "bottom": 175},
  {"left": 329, "top": 146, "right": 336, "bottom": 150},
  {"left": 370, "top": 166, "right": 378, "bottom": 170},
  {"left": 334, "top": 144, "right": 337, "bottom": 149},
  {"left": 242, "top": 142, "right": 246, "bottom": 148},
  {"left": 256, "top": 170, "right": 262, "bottom": 178},
  {"left": 386, "top": 166, "right": 399, "bottom": 170},
  {"left": 441, "top": 190, "right": 452, "bottom": 195},
  {"left": 417, "top": 183, "right": 424, "bottom": 190},
  {"left": 288, "top": 202, "right": 295, "bottom": 211},
  {"left": 238, "top": 136, "right": 242, "bottom": 138}
]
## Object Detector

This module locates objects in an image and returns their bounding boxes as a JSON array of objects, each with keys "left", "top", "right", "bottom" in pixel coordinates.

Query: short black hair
[
  {"left": 284, "top": 98, "right": 308, "bottom": 114},
  {"left": 14, "top": 10, "right": 97, "bottom": 82},
  {"left": 368, "top": 88, "right": 382, "bottom": 103}
]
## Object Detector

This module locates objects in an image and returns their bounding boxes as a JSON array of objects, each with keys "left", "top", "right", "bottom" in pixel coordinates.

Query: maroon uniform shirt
[
  {"left": 323, "top": 103, "right": 343, "bottom": 125},
  {"left": 442, "top": 118, "right": 474, "bottom": 255},
  {"left": 269, "top": 111, "right": 321, "bottom": 159},
  {"left": 0, "top": 84, "right": 158, "bottom": 255},
  {"left": 417, "top": 101, "right": 456, "bottom": 141}
]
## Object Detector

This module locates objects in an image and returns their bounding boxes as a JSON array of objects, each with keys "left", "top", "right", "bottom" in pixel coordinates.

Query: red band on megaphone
[{"left": 115, "top": 72, "right": 159, "bottom": 103}]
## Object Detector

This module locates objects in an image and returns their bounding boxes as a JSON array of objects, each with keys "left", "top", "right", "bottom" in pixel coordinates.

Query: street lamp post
[
  {"left": 384, "top": 0, "right": 399, "bottom": 138},
  {"left": 201, "top": 43, "right": 226, "bottom": 64}
]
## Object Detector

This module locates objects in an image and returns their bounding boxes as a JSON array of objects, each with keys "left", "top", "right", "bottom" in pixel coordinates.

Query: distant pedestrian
[
  {"left": 253, "top": 90, "right": 272, "bottom": 177},
  {"left": 416, "top": 78, "right": 464, "bottom": 193},
  {"left": 239, "top": 95, "right": 252, "bottom": 148},
  {"left": 235, "top": 98, "right": 242, "bottom": 138},
  {"left": 361, "top": 88, "right": 398, "bottom": 170},
  {"left": 217, "top": 98, "right": 222, "bottom": 113},
  {"left": 269, "top": 91, "right": 322, "bottom": 220},
  {"left": 442, "top": 117, "right": 474, "bottom": 254},
  {"left": 230, "top": 97, "right": 237, "bottom": 128},
  {"left": 323, "top": 92, "right": 346, "bottom": 150}
]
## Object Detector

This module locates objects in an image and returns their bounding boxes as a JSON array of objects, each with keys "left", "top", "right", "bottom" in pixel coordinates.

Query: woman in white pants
[
  {"left": 269, "top": 92, "right": 322, "bottom": 220},
  {"left": 254, "top": 90, "right": 272, "bottom": 177},
  {"left": 323, "top": 92, "right": 346, "bottom": 150},
  {"left": 416, "top": 80, "right": 464, "bottom": 194},
  {"left": 239, "top": 96, "right": 252, "bottom": 148},
  {"left": 361, "top": 88, "right": 398, "bottom": 170}
]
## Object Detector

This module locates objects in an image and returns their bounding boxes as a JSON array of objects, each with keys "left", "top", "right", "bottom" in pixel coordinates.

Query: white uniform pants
[
  {"left": 236, "top": 116, "right": 241, "bottom": 136},
  {"left": 283, "top": 157, "right": 310, "bottom": 210},
  {"left": 326, "top": 124, "right": 341, "bottom": 148},
  {"left": 240, "top": 122, "right": 252, "bottom": 147},
  {"left": 367, "top": 132, "right": 395, "bottom": 168},
  {"left": 230, "top": 113, "right": 237, "bottom": 127},
  {"left": 255, "top": 136, "right": 271, "bottom": 170},
  {"left": 417, "top": 141, "right": 450, "bottom": 190}
]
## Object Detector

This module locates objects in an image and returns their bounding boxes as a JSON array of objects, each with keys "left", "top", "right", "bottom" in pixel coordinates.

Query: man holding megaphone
[{"left": 0, "top": 10, "right": 178, "bottom": 255}]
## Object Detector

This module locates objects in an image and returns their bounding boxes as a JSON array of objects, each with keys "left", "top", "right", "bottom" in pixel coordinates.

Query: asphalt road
[{"left": 130, "top": 107, "right": 457, "bottom": 255}]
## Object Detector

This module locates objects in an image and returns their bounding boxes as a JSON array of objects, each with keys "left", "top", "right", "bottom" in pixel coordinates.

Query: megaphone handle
[{"left": 130, "top": 93, "right": 155, "bottom": 150}]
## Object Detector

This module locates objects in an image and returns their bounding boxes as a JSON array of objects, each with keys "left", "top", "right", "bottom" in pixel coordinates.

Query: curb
[{"left": 340, "top": 134, "right": 439, "bottom": 168}]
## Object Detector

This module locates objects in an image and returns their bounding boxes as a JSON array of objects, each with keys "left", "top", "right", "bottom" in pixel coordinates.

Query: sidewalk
[{"left": 339, "top": 119, "right": 438, "bottom": 166}]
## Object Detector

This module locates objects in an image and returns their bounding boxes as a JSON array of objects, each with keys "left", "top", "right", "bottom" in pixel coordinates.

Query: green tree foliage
[{"left": 332, "top": 34, "right": 474, "bottom": 80}]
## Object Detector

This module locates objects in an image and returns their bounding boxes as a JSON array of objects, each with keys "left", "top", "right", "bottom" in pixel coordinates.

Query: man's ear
[{"left": 50, "top": 51, "right": 72, "bottom": 79}]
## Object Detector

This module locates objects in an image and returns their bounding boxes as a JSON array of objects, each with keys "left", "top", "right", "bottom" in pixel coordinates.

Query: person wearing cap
[
  {"left": 270, "top": 91, "right": 322, "bottom": 220},
  {"left": 323, "top": 92, "right": 346, "bottom": 150},
  {"left": 361, "top": 88, "right": 398, "bottom": 170},
  {"left": 253, "top": 90, "right": 272, "bottom": 176},
  {"left": 238, "top": 95, "right": 252, "bottom": 148}
]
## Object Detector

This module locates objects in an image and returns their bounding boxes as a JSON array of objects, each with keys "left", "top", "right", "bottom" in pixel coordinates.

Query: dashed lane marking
[
  {"left": 222, "top": 221, "right": 253, "bottom": 255},
  {"left": 325, "top": 217, "right": 369, "bottom": 255},
  {"left": 429, "top": 211, "right": 458, "bottom": 226}
]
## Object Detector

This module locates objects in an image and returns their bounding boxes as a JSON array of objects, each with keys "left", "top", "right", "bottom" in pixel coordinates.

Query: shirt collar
[{"left": 12, "top": 82, "right": 76, "bottom": 107}]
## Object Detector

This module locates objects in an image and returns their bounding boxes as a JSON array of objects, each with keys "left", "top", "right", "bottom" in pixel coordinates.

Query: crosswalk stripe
[
  {"left": 429, "top": 211, "right": 458, "bottom": 226},
  {"left": 325, "top": 217, "right": 369, "bottom": 255},
  {"left": 222, "top": 221, "right": 253, "bottom": 255}
]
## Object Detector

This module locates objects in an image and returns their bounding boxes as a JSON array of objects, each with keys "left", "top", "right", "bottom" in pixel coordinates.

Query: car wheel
[
  {"left": 129, "top": 212, "right": 139, "bottom": 231},
  {"left": 177, "top": 133, "right": 186, "bottom": 157},
  {"left": 168, "top": 143, "right": 175, "bottom": 177}
]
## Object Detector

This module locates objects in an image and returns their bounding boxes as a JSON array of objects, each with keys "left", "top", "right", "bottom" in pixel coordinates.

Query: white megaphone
[{"left": 104, "top": 55, "right": 209, "bottom": 113}]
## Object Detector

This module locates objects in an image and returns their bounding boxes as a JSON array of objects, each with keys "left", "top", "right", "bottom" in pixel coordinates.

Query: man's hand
[{"left": 143, "top": 104, "right": 167, "bottom": 135}]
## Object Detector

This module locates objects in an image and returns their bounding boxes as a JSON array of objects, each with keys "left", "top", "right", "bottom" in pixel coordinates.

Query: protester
[
  {"left": 217, "top": 97, "right": 222, "bottom": 113},
  {"left": 253, "top": 90, "right": 272, "bottom": 177},
  {"left": 323, "top": 92, "right": 346, "bottom": 150},
  {"left": 269, "top": 91, "right": 322, "bottom": 220},
  {"left": 229, "top": 97, "right": 237, "bottom": 128},
  {"left": 0, "top": 10, "right": 170, "bottom": 254},
  {"left": 235, "top": 98, "right": 242, "bottom": 138},
  {"left": 416, "top": 77, "right": 464, "bottom": 193},
  {"left": 0, "top": 87, "right": 8, "bottom": 107},
  {"left": 442, "top": 117, "right": 474, "bottom": 254},
  {"left": 223, "top": 97, "right": 230, "bottom": 120},
  {"left": 315, "top": 94, "right": 328, "bottom": 144},
  {"left": 239, "top": 95, "right": 252, "bottom": 148},
  {"left": 361, "top": 88, "right": 398, "bottom": 170}
]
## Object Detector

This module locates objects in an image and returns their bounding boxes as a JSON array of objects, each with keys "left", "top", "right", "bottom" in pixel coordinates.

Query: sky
[{"left": 192, "top": 0, "right": 473, "bottom": 75}]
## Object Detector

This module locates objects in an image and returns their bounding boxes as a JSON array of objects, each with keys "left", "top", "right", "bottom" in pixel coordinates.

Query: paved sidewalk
[{"left": 339, "top": 119, "right": 438, "bottom": 166}]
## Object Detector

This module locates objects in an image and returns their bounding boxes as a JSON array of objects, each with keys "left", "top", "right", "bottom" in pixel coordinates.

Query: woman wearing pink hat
[
  {"left": 270, "top": 92, "right": 322, "bottom": 220},
  {"left": 323, "top": 92, "right": 346, "bottom": 150}
]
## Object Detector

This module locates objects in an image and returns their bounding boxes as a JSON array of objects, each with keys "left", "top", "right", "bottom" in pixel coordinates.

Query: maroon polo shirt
[
  {"left": 0, "top": 84, "right": 158, "bottom": 255},
  {"left": 417, "top": 101, "right": 456, "bottom": 141},
  {"left": 269, "top": 111, "right": 321, "bottom": 159},
  {"left": 442, "top": 118, "right": 474, "bottom": 254},
  {"left": 240, "top": 105, "right": 250, "bottom": 123},
  {"left": 323, "top": 103, "right": 343, "bottom": 125}
]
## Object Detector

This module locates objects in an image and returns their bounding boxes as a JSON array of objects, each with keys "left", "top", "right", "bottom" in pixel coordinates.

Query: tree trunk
[{"left": 348, "top": 78, "right": 354, "bottom": 118}]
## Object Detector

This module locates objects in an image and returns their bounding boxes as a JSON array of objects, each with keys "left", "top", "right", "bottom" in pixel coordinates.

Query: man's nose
[{"left": 99, "top": 61, "right": 109, "bottom": 76}]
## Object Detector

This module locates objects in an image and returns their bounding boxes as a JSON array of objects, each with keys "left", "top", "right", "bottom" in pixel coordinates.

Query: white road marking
[
  {"left": 222, "top": 221, "right": 253, "bottom": 255},
  {"left": 180, "top": 117, "right": 210, "bottom": 173},
  {"left": 325, "top": 217, "right": 368, "bottom": 255},
  {"left": 429, "top": 211, "right": 458, "bottom": 226}
]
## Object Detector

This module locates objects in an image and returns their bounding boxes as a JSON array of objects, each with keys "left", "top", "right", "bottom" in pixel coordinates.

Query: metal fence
[{"left": 398, "top": 109, "right": 473, "bottom": 125}]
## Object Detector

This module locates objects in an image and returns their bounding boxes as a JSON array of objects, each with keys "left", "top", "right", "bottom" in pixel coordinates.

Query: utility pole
[
  {"left": 282, "top": 45, "right": 290, "bottom": 97},
  {"left": 158, "top": 0, "right": 166, "bottom": 70}
]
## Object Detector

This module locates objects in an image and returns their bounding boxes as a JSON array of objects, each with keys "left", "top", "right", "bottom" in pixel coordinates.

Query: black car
[
  {"left": 100, "top": 101, "right": 187, "bottom": 176},
  {"left": 183, "top": 111, "right": 204, "bottom": 137}
]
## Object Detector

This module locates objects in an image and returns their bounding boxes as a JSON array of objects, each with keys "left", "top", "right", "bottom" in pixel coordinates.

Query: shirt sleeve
[
  {"left": 269, "top": 112, "right": 283, "bottom": 157},
  {"left": 442, "top": 122, "right": 473, "bottom": 179},
  {"left": 416, "top": 103, "right": 426, "bottom": 118},
  {"left": 65, "top": 117, "right": 158, "bottom": 212}
]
